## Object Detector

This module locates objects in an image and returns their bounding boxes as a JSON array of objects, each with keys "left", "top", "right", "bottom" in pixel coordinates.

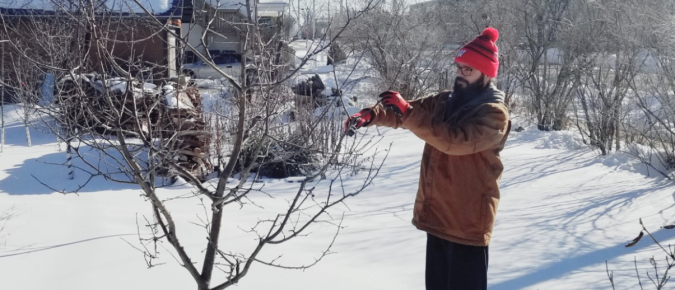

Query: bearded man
[{"left": 345, "top": 27, "right": 511, "bottom": 290}]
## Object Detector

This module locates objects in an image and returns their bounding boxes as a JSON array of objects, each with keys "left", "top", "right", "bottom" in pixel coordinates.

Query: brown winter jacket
[{"left": 367, "top": 84, "right": 511, "bottom": 246}]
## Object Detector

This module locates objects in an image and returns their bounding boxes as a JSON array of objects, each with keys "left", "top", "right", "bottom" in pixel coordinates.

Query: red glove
[
  {"left": 379, "top": 90, "right": 411, "bottom": 117},
  {"left": 344, "top": 109, "right": 373, "bottom": 136}
]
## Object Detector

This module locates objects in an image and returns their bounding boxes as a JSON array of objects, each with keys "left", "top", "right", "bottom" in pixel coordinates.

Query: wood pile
[
  {"left": 162, "top": 85, "right": 213, "bottom": 182},
  {"left": 56, "top": 75, "right": 213, "bottom": 182}
]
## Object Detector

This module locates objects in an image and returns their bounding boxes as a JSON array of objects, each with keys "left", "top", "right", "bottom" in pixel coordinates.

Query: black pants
[{"left": 425, "top": 233, "right": 489, "bottom": 290}]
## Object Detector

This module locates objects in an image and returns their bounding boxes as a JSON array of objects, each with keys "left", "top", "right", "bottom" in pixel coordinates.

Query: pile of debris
[
  {"left": 56, "top": 75, "right": 162, "bottom": 136},
  {"left": 55, "top": 74, "right": 213, "bottom": 182}
]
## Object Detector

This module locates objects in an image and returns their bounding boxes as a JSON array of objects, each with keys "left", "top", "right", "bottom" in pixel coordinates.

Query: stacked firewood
[{"left": 162, "top": 85, "right": 213, "bottom": 182}]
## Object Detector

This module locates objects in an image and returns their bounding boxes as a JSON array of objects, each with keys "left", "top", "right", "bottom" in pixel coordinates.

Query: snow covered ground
[{"left": 1, "top": 101, "right": 675, "bottom": 290}]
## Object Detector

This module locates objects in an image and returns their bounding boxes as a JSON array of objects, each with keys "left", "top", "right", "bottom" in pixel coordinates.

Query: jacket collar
[
  {"left": 460, "top": 83, "right": 505, "bottom": 108},
  {"left": 442, "top": 83, "right": 504, "bottom": 123}
]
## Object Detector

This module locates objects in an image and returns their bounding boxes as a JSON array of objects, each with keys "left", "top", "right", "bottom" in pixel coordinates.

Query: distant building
[
  {"left": 185, "top": 0, "right": 288, "bottom": 57},
  {"left": 0, "top": 0, "right": 187, "bottom": 83}
]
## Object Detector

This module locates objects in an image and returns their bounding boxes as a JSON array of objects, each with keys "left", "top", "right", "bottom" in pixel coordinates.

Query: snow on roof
[
  {"left": 107, "top": 0, "right": 170, "bottom": 13},
  {"left": 205, "top": 0, "right": 286, "bottom": 16},
  {"left": 204, "top": 0, "right": 243, "bottom": 9},
  {"left": 206, "top": 0, "right": 286, "bottom": 6},
  {"left": 0, "top": 0, "right": 174, "bottom": 15}
]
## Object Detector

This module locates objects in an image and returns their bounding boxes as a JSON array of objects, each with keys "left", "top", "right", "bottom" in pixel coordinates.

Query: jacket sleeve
[
  {"left": 366, "top": 93, "right": 444, "bottom": 128},
  {"left": 364, "top": 102, "right": 406, "bottom": 129},
  {"left": 401, "top": 95, "right": 509, "bottom": 156}
]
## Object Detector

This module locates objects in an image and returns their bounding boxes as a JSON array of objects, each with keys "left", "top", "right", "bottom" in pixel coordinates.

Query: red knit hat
[{"left": 454, "top": 27, "right": 500, "bottom": 78}]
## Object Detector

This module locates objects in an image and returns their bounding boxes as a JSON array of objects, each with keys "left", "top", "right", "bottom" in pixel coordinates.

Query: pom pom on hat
[
  {"left": 482, "top": 27, "right": 499, "bottom": 42},
  {"left": 454, "top": 27, "right": 500, "bottom": 77}
]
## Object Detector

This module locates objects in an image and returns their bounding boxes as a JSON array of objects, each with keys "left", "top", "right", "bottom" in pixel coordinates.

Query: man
[{"left": 345, "top": 27, "right": 511, "bottom": 290}]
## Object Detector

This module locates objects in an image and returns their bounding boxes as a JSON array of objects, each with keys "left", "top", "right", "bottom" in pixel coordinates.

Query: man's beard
[
  {"left": 445, "top": 75, "right": 489, "bottom": 121},
  {"left": 453, "top": 74, "right": 488, "bottom": 101}
]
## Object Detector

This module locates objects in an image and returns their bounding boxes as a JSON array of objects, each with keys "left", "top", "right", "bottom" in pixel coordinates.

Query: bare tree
[
  {"left": 341, "top": 1, "right": 453, "bottom": 100},
  {"left": 615, "top": 0, "right": 675, "bottom": 177},
  {"left": 626, "top": 68, "right": 675, "bottom": 177},
  {"left": 526, "top": 0, "right": 579, "bottom": 130},
  {"left": 572, "top": 1, "right": 645, "bottom": 155},
  {"left": 608, "top": 218, "right": 675, "bottom": 290},
  {"left": 0, "top": 42, "right": 5, "bottom": 153}
]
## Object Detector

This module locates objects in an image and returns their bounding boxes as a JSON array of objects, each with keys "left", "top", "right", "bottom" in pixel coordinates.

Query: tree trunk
[
  {"left": 1, "top": 92, "right": 4, "bottom": 154},
  {"left": 579, "top": 89, "right": 596, "bottom": 143},
  {"left": 598, "top": 142, "right": 607, "bottom": 156},
  {"left": 24, "top": 109, "right": 31, "bottom": 147},
  {"left": 539, "top": 110, "right": 553, "bottom": 131},
  {"left": 25, "top": 125, "right": 32, "bottom": 147},
  {"left": 607, "top": 118, "right": 614, "bottom": 152},
  {"left": 614, "top": 105, "right": 621, "bottom": 151},
  {"left": 552, "top": 113, "right": 566, "bottom": 131},
  {"left": 201, "top": 2, "right": 254, "bottom": 285},
  {"left": 1, "top": 42, "right": 4, "bottom": 153}
]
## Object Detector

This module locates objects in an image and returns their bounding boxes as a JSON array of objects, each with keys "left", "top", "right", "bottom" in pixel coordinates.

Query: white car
[{"left": 182, "top": 55, "right": 243, "bottom": 80}]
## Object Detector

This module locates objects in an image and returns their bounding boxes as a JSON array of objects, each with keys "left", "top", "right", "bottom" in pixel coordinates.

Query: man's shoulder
[
  {"left": 413, "top": 90, "right": 451, "bottom": 106},
  {"left": 484, "top": 84, "right": 505, "bottom": 103},
  {"left": 473, "top": 87, "right": 509, "bottom": 118},
  {"left": 427, "top": 90, "right": 453, "bottom": 100}
]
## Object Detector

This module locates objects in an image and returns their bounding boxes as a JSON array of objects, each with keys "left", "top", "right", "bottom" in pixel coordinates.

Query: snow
[
  {"left": 58, "top": 74, "right": 153, "bottom": 98},
  {"left": 516, "top": 127, "right": 587, "bottom": 150},
  {"left": 91, "top": 78, "right": 151, "bottom": 98},
  {"left": 288, "top": 40, "right": 332, "bottom": 75},
  {"left": 162, "top": 84, "right": 195, "bottom": 109},
  {"left": 0, "top": 0, "right": 172, "bottom": 14},
  {"left": 206, "top": 0, "right": 248, "bottom": 9},
  {"left": 100, "top": 78, "right": 129, "bottom": 94},
  {"left": 204, "top": 0, "right": 286, "bottom": 17},
  {"left": 164, "top": 91, "right": 195, "bottom": 109},
  {"left": 1, "top": 102, "right": 675, "bottom": 289},
  {"left": 191, "top": 79, "right": 227, "bottom": 89},
  {"left": 208, "top": 1, "right": 287, "bottom": 7},
  {"left": 3, "top": 50, "right": 675, "bottom": 289},
  {"left": 143, "top": 83, "right": 157, "bottom": 91},
  {"left": 312, "top": 95, "right": 360, "bottom": 121},
  {"left": 105, "top": 0, "right": 170, "bottom": 13}
]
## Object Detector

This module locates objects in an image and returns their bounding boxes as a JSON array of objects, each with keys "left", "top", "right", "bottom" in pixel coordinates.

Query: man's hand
[
  {"left": 344, "top": 109, "right": 373, "bottom": 136},
  {"left": 379, "top": 90, "right": 411, "bottom": 117}
]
